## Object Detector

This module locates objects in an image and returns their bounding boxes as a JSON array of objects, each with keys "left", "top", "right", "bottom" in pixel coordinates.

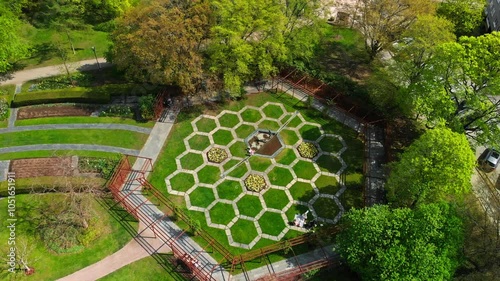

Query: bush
[
  {"left": 99, "top": 104, "right": 133, "bottom": 118},
  {"left": 138, "top": 94, "right": 155, "bottom": 120},
  {"left": 244, "top": 174, "right": 267, "bottom": 192},
  {"left": 0, "top": 98, "right": 8, "bottom": 120},
  {"left": 12, "top": 87, "right": 110, "bottom": 107},
  {"left": 207, "top": 147, "right": 228, "bottom": 163},
  {"left": 78, "top": 157, "right": 120, "bottom": 179},
  {"left": 297, "top": 142, "right": 319, "bottom": 159}
]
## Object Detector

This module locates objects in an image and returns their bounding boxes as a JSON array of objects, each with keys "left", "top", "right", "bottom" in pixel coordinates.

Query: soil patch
[
  {"left": 10, "top": 157, "right": 77, "bottom": 178},
  {"left": 17, "top": 105, "right": 97, "bottom": 120},
  {"left": 257, "top": 136, "right": 283, "bottom": 156}
]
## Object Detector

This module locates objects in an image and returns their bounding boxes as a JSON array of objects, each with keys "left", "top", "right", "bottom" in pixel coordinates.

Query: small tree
[{"left": 138, "top": 94, "right": 155, "bottom": 120}]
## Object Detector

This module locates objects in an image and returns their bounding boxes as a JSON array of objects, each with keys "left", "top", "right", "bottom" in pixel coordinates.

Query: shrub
[
  {"left": 0, "top": 98, "right": 8, "bottom": 120},
  {"left": 12, "top": 87, "right": 110, "bottom": 107},
  {"left": 297, "top": 142, "right": 319, "bottom": 159},
  {"left": 99, "top": 104, "right": 133, "bottom": 118},
  {"left": 244, "top": 174, "right": 267, "bottom": 192},
  {"left": 138, "top": 94, "right": 155, "bottom": 120},
  {"left": 207, "top": 147, "right": 228, "bottom": 163},
  {"left": 78, "top": 157, "right": 120, "bottom": 179}
]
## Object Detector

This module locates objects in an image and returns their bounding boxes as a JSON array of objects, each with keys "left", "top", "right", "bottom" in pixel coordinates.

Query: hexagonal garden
[{"left": 149, "top": 93, "right": 364, "bottom": 252}]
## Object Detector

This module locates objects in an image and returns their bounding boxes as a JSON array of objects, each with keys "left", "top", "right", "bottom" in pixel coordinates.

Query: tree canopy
[
  {"left": 411, "top": 32, "right": 500, "bottom": 146},
  {"left": 0, "top": 2, "right": 29, "bottom": 72},
  {"left": 336, "top": 204, "right": 464, "bottom": 281},
  {"left": 386, "top": 127, "right": 475, "bottom": 207},
  {"left": 111, "top": 0, "right": 212, "bottom": 94},
  {"left": 437, "top": 0, "right": 485, "bottom": 37}
]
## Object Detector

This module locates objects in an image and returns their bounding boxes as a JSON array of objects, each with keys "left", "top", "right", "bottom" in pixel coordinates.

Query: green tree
[
  {"left": 0, "top": 3, "right": 29, "bottom": 72},
  {"left": 83, "top": 0, "right": 130, "bottom": 24},
  {"left": 437, "top": 0, "right": 485, "bottom": 37},
  {"left": 386, "top": 127, "right": 475, "bottom": 207},
  {"left": 354, "top": 0, "right": 437, "bottom": 59},
  {"left": 336, "top": 204, "right": 464, "bottom": 281},
  {"left": 111, "top": 0, "right": 212, "bottom": 95},
  {"left": 207, "top": 0, "right": 287, "bottom": 96},
  {"left": 411, "top": 32, "right": 500, "bottom": 146}
]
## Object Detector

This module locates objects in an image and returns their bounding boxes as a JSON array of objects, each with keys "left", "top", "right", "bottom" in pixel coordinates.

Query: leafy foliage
[
  {"left": 337, "top": 204, "right": 464, "bottom": 281},
  {"left": 206, "top": 147, "right": 228, "bottom": 163},
  {"left": 386, "top": 127, "right": 475, "bottom": 207},
  {"left": 437, "top": 0, "right": 485, "bottom": 36},
  {"left": 98, "top": 105, "right": 133, "bottom": 118},
  {"left": 0, "top": 98, "right": 8, "bottom": 121},
  {"left": 138, "top": 94, "right": 154, "bottom": 120},
  {"left": 78, "top": 157, "right": 120, "bottom": 179},
  {"left": 0, "top": 3, "right": 30, "bottom": 72},
  {"left": 244, "top": 174, "right": 267, "bottom": 192},
  {"left": 297, "top": 142, "right": 318, "bottom": 159}
]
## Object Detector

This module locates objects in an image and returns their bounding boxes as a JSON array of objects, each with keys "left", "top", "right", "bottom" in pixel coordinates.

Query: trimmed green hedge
[{"left": 11, "top": 84, "right": 142, "bottom": 107}]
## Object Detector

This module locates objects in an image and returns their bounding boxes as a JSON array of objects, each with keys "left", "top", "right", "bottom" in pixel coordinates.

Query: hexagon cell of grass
[
  {"left": 224, "top": 160, "right": 248, "bottom": 178},
  {"left": 292, "top": 160, "right": 317, "bottom": 180},
  {"left": 315, "top": 175, "right": 340, "bottom": 195},
  {"left": 179, "top": 152, "right": 204, "bottom": 170},
  {"left": 262, "top": 104, "right": 285, "bottom": 119},
  {"left": 248, "top": 157, "right": 273, "bottom": 172},
  {"left": 216, "top": 180, "right": 243, "bottom": 200},
  {"left": 212, "top": 129, "right": 234, "bottom": 146},
  {"left": 195, "top": 117, "right": 217, "bottom": 133},
  {"left": 189, "top": 187, "right": 216, "bottom": 208},
  {"left": 218, "top": 112, "right": 240, "bottom": 128},
  {"left": 188, "top": 134, "right": 211, "bottom": 151},
  {"left": 286, "top": 116, "right": 303, "bottom": 128},
  {"left": 258, "top": 119, "right": 280, "bottom": 131},
  {"left": 316, "top": 154, "right": 342, "bottom": 174},
  {"left": 197, "top": 165, "right": 220, "bottom": 184},
  {"left": 289, "top": 182, "right": 317, "bottom": 202},
  {"left": 169, "top": 172, "right": 195, "bottom": 192},
  {"left": 263, "top": 189, "right": 290, "bottom": 210},
  {"left": 275, "top": 148, "right": 297, "bottom": 165},
  {"left": 279, "top": 129, "right": 300, "bottom": 146},
  {"left": 235, "top": 124, "right": 256, "bottom": 139},
  {"left": 286, "top": 204, "right": 310, "bottom": 222},
  {"left": 230, "top": 219, "right": 259, "bottom": 244},
  {"left": 299, "top": 124, "right": 322, "bottom": 141},
  {"left": 209, "top": 202, "right": 236, "bottom": 225},
  {"left": 313, "top": 197, "right": 340, "bottom": 219},
  {"left": 229, "top": 141, "right": 247, "bottom": 158},
  {"left": 268, "top": 166, "right": 294, "bottom": 186},
  {"left": 319, "top": 136, "right": 344, "bottom": 153},
  {"left": 259, "top": 212, "right": 287, "bottom": 236},
  {"left": 236, "top": 195, "right": 263, "bottom": 217},
  {"left": 240, "top": 108, "right": 263, "bottom": 123}
]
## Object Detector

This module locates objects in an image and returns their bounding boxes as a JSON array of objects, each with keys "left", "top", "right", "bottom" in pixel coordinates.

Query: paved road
[
  {"left": 0, "top": 144, "right": 140, "bottom": 156},
  {"left": 0, "top": 58, "right": 111, "bottom": 85},
  {"left": 0, "top": 123, "right": 152, "bottom": 134}
]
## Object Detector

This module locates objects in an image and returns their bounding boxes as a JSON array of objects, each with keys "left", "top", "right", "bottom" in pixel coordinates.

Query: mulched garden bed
[
  {"left": 9, "top": 157, "right": 77, "bottom": 178},
  {"left": 256, "top": 136, "right": 282, "bottom": 156},
  {"left": 17, "top": 105, "right": 97, "bottom": 120}
]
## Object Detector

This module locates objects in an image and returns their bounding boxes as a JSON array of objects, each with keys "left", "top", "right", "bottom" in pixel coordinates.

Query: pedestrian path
[
  {"left": 0, "top": 123, "right": 152, "bottom": 134},
  {"left": 0, "top": 144, "right": 140, "bottom": 156}
]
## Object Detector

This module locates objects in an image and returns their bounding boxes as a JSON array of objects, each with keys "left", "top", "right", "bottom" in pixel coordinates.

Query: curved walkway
[
  {"left": 0, "top": 123, "right": 152, "bottom": 134},
  {"left": 0, "top": 144, "right": 140, "bottom": 156}
]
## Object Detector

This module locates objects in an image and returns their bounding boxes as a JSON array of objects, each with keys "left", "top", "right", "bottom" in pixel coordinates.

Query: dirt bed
[
  {"left": 17, "top": 105, "right": 97, "bottom": 120},
  {"left": 10, "top": 157, "right": 77, "bottom": 178}
]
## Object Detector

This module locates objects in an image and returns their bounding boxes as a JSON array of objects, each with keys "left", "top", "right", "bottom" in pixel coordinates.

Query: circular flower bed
[
  {"left": 207, "top": 147, "right": 228, "bottom": 163},
  {"left": 297, "top": 142, "right": 319, "bottom": 159},
  {"left": 244, "top": 174, "right": 267, "bottom": 192}
]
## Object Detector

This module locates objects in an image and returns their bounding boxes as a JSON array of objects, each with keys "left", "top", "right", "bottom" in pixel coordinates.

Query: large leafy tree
[
  {"left": 337, "top": 204, "right": 464, "bottom": 281},
  {"left": 111, "top": 0, "right": 212, "bottom": 95},
  {"left": 0, "top": 2, "right": 29, "bottom": 72},
  {"left": 207, "top": 0, "right": 287, "bottom": 96},
  {"left": 354, "top": 0, "right": 436, "bottom": 59},
  {"left": 411, "top": 32, "right": 500, "bottom": 146},
  {"left": 437, "top": 0, "right": 485, "bottom": 37},
  {"left": 386, "top": 127, "right": 475, "bottom": 207}
]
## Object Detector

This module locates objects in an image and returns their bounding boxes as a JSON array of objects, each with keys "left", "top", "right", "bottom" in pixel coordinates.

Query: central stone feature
[{"left": 245, "top": 129, "right": 284, "bottom": 158}]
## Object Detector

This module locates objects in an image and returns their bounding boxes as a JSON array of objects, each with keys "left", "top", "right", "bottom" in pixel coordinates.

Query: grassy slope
[
  {"left": 98, "top": 256, "right": 180, "bottom": 281},
  {"left": 0, "top": 129, "right": 148, "bottom": 149},
  {"left": 15, "top": 116, "right": 154, "bottom": 128},
  {"left": 0, "top": 194, "right": 135, "bottom": 281}
]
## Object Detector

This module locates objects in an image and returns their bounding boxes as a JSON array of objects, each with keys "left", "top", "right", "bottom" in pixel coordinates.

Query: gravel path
[{"left": 0, "top": 123, "right": 152, "bottom": 134}]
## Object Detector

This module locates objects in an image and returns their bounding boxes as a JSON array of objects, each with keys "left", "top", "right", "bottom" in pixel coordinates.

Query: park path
[
  {"left": 0, "top": 58, "right": 111, "bottom": 86},
  {"left": 0, "top": 144, "right": 140, "bottom": 156},
  {"left": 0, "top": 123, "right": 152, "bottom": 134}
]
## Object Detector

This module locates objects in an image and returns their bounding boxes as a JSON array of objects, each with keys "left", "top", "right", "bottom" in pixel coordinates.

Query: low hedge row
[{"left": 11, "top": 84, "right": 142, "bottom": 107}]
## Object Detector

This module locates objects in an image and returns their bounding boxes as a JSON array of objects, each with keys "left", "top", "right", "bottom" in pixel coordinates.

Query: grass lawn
[
  {"left": 0, "top": 129, "right": 148, "bottom": 149},
  {"left": 0, "top": 109, "right": 10, "bottom": 128},
  {"left": 0, "top": 150, "right": 120, "bottom": 160},
  {"left": 0, "top": 84, "right": 17, "bottom": 103},
  {"left": 0, "top": 194, "right": 135, "bottom": 281},
  {"left": 16, "top": 24, "right": 111, "bottom": 69},
  {"left": 15, "top": 116, "right": 155, "bottom": 128},
  {"left": 0, "top": 176, "right": 106, "bottom": 196},
  {"left": 97, "top": 256, "right": 182, "bottom": 281}
]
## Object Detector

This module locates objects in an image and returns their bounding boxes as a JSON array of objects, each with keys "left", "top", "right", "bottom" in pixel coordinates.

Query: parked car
[{"left": 479, "top": 148, "right": 500, "bottom": 172}]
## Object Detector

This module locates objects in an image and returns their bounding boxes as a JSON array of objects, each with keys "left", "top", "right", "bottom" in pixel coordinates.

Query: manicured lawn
[
  {"left": 236, "top": 195, "right": 263, "bottom": 217},
  {"left": 0, "top": 150, "right": 119, "bottom": 160},
  {"left": 0, "top": 129, "right": 148, "bottom": 149},
  {"left": 15, "top": 116, "right": 155, "bottom": 128},
  {"left": 98, "top": 256, "right": 181, "bottom": 281},
  {"left": 268, "top": 166, "right": 294, "bottom": 187},
  {"left": 240, "top": 108, "right": 262, "bottom": 123},
  {"left": 230, "top": 219, "right": 259, "bottom": 244},
  {"left": 0, "top": 194, "right": 134, "bottom": 281},
  {"left": 209, "top": 202, "right": 236, "bottom": 225},
  {"left": 197, "top": 165, "right": 220, "bottom": 184},
  {"left": 17, "top": 25, "right": 111, "bottom": 69},
  {"left": 0, "top": 109, "right": 9, "bottom": 128},
  {"left": 194, "top": 117, "right": 217, "bottom": 132},
  {"left": 218, "top": 112, "right": 240, "bottom": 128},
  {"left": 263, "top": 189, "right": 290, "bottom": 210},
  {"left": 293, "top": 160, "right": 317, "bottom": 180},
  {"left": 179, "top": 152, "right": 204, "bottom": 170},
  {"left": 275, "top": 148, "right": 296, "bottom": 165},
  {"left": 212, "top": 129, "right": 234, "bottom": 145},
  {"left": 315, "top": 175, "right": 340, "bottom": 195},
  {"left": 248, "top": 156, "right": 273, "bottom": 172},
  {"left": 189, "top": 187, "right": 216, "bottom": 208},
  {"left": 289, "top": 182, "right": 316, "bottom": 202},
  {"left": 259, "top": 212, "right": 287, "bottom": 236},
  {"left": 262, "top": 104, "right": 285, "bottom": 119},
  {"left": 216, "top": 180, "right": 243, "bottom": 200},
  {"left": 0, "top": 84, "right": 16, "bottom": 103}
]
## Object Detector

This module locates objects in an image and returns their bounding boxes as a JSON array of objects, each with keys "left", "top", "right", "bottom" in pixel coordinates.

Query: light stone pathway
[
  {"left": 165, "top": 102, "right": 349, "bottom": 249},
  {"left": 0, "top": 144, "right": 140, "bottom": 156},
  {"left": 0, "top": 123, "right": 152, "bottom": 134}
]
